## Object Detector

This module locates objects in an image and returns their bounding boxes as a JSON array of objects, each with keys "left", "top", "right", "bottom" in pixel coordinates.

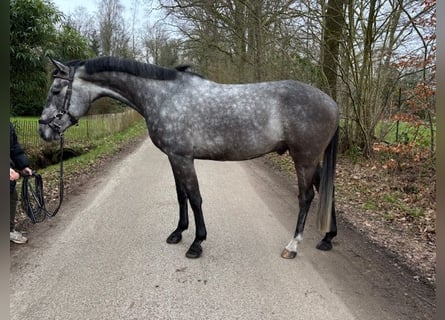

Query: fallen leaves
[{"left": 335, "top": 155, "right": 436, "bottom": 285}]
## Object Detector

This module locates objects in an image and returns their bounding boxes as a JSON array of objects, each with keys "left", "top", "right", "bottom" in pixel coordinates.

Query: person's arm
[{"left": 10, "top": 123, "right": 31, "bottom": 173}]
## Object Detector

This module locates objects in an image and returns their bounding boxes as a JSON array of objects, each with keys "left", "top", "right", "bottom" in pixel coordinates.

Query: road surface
[{"left": 10, "top": 138, "right": 435, "bottom": 319}]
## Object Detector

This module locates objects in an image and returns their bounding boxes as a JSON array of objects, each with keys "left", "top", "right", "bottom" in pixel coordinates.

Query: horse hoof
[
  {"left": 185, "top": 243, "right": 202, "bottom": 259},
  {"left": 281, "top": 248, "right": 297, "bottom": 259},
  {"left": 316, "top": 240, "right": 333, "bottom": 251},
  {"left": 166, "top": 232, "right": 182, "bottom": 244}
]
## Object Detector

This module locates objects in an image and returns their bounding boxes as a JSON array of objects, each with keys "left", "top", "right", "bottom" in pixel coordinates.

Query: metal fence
[{"left": 12, "top": 110, "right": 144, "bottom": 149}]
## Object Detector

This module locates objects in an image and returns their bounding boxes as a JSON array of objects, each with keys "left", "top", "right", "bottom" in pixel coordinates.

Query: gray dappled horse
[{"left": 39, "top": 56, "right": 339, "bottom": 259}]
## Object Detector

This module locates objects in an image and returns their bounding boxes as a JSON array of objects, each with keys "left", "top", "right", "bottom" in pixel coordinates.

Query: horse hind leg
[
  {"left": 281, "top": 162, "right": 317, "bottom": 259},
  {"left": 316, "top": 206, "right": 337, "bottom": 251},
  {"left": 313, "top": 165, "right": 337, "bottom": 251}
]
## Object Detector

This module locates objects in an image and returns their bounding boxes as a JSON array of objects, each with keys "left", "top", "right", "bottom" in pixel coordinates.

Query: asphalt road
[{"left": 10, "top": 138, "right": 435, "bottom": 320}]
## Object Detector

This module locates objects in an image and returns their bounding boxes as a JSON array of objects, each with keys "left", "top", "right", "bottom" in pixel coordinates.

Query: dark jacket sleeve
[{"left": 10, "top": 122, "right": 30, "bottom": 170}]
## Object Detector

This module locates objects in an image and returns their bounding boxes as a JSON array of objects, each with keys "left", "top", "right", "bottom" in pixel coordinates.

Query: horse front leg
[
  {"left": 166, "top": 171, "right": 189, "bottom": 244},
  {"left": 168, "top": 155, "right": 207, "bottom": 259},
  {"left": 281, "top": 163, "right": 316, "bottom": 259}
]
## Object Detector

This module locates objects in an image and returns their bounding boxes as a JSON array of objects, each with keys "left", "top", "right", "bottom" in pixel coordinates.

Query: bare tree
[
  {"left": 158, "top": 0, "right": 305, "bottom": 82},
  {"left": 334, "top": 0, "right": 429, "bottom": 155},
  {"left": 141, "top": 22, "right": 180, "bottom": 66},
  {"left": 65, "top": 6, "right": 101, "bottom": 55},
  {"left": 97, "top": 0, "right": 130, "bottom": 56},
  {"left": 129, "top": 0, "right": 142, "bottom": 58}
]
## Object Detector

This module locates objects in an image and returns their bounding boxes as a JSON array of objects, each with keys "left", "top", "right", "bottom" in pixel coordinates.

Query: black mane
[{"left": 65, "top": 57, "right": 180, "bottom": 80}]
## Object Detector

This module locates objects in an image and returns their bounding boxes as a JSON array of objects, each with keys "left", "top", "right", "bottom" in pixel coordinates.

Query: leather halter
[{"left": 38, "top": 67, "right": 78, "bottom": 133}]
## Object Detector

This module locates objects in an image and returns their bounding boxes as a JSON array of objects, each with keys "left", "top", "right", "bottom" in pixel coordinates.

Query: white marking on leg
[{"left": 285, "top": 233, "right": 303, "bottom": 252}]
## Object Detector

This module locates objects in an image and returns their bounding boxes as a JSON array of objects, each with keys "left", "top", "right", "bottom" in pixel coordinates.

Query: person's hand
[
  {"left": 22, "top": 167, "right": 33, "bottom": 176},
  {"left": 10, "top": 168, "right": 20, "bottom": 181}
]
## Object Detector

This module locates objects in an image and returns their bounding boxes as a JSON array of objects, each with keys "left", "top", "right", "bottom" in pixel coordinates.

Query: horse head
[{"left": 39, "top": 57, "right": 90, "bottom": 141}]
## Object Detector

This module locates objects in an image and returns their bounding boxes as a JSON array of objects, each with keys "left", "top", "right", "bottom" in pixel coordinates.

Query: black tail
[{"left": 316, "top": 127, "right": 338, "bottom": 233}]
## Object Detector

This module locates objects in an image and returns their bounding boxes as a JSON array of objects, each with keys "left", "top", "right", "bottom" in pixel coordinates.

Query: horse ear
[{"left": 48, "top": 56, "right": 69, "bottom": 74}]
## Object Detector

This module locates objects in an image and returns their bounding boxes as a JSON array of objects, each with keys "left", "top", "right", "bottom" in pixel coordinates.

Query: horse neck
[{"left": 84, "top": 71, "right": 175, "bottom": 116}]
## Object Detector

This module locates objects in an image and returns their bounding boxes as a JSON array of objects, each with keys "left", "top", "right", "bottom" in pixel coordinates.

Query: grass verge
[{"left": 39, "top": 119, "right": 147, "bottom": 177}]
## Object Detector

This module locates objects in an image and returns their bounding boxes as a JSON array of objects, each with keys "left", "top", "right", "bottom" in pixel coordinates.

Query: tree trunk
[{"left": 320, "top": 0, "right": 346, "bottom": 101}]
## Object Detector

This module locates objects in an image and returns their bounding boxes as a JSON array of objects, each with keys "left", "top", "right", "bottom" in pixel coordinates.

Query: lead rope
[{"left": 21, "top": 136, "right": 65, "bottom": 223}]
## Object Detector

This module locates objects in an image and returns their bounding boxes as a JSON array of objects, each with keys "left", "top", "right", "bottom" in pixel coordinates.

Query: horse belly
[{"left": 192, "top": 128, "right": 283, "bottom": 161}]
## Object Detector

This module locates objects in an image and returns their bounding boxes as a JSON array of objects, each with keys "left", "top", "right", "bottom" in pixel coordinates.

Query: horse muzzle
[
  {"left": 39, "top": 120, "right": 62, "bottom": 142},
  {"left": 38, "top": 111, "right": 78, "bottom": 141}
]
